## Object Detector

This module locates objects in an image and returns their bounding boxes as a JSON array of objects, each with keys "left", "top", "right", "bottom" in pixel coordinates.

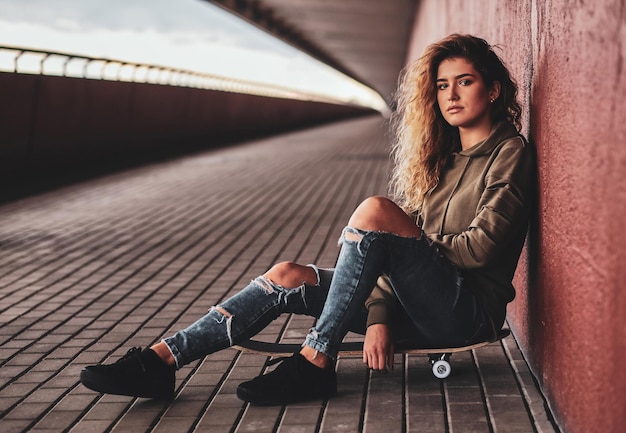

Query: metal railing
[{"left": 0, "top": 44, "right": 345, "bottom": 104}]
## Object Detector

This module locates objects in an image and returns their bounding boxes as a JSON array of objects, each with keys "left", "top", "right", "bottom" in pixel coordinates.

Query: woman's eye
[
  {"left": 459, "top": 79, "right": 472, "bottom": 86},
  {"left": 437, "top": 83, "right": 448, "bottom": 90}
]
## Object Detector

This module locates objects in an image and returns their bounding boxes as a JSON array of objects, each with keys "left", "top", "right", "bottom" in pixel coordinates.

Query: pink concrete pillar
[{"left": 405, "top": 1, "right": 626, "bottom": 432}]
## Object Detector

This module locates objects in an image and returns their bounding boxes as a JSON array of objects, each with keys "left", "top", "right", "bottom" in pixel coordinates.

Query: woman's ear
[{"left": 490, "top": 81, "right": 501, "bottom": 101}]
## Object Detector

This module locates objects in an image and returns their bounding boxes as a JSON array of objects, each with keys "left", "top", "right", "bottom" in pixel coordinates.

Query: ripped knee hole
[
  {"left": 214, "top": 305, "right": 232, "bottom": 318},
  {"left": 344, "top": 230, "right": 363, "bottom": 243},
  {"left": 255, "top": 276, "right": 276, "bottom": 293}
]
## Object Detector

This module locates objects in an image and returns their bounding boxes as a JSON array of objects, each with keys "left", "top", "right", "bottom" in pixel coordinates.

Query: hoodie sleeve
[
  {"left": 431, "top": 138, "right": 533, "bottom": 269},
  {"left": 365, "top": 276, "right": 399, "bottom": 327}
]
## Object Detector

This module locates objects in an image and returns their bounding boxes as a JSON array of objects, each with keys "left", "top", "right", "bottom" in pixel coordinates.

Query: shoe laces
[
  {"left": 267, "top": 356, "right": 289, "bottom": 366},
  {"left": 266, "top": 354, "right": 314, "bottom": 378},
  {"left": 115, "top": 347, "right": 146, "bottom": 372}
]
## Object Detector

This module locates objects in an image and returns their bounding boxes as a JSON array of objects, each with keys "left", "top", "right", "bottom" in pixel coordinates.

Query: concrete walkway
[{"left": 0, "top": 116, "right": 558, "bottom": 432}]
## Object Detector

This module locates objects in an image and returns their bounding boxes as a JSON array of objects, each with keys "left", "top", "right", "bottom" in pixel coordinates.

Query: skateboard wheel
[{"left": 432, "top": 359, "right": 451, "bottom": 379}]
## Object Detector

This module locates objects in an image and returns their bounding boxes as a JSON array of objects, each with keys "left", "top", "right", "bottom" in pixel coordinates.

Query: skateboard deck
[{"left": 233, "top": 329, "right": 510, "bottom": 379}]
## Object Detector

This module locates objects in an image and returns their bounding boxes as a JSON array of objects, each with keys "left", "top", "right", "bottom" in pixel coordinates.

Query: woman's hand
[{"left": 363, "top": 323, "right": 395, "bottom": 371}]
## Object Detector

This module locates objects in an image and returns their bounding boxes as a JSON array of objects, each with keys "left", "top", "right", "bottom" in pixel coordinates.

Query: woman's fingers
[{"left": 363, "top": 324, "right": 394, "bottom": 371}]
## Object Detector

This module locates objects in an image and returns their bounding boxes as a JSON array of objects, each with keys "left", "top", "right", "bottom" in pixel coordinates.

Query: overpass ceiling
[{"left": 209, "top": 0, "right": 417, "bottom": 103}]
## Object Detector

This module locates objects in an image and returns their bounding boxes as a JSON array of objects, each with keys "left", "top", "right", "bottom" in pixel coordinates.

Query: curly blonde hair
[{"left": 390, "top": 34, "right": 521, "bottom": 214}]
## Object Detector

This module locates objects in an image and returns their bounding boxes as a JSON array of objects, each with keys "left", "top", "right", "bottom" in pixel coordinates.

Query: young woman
[{"left": 80, "top": 34, "right": 535, "bottom": 406}]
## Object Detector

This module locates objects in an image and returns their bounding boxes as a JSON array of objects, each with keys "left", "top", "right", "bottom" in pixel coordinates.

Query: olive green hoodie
[{"left": 366, "top": 121, "right": 535, "bottom": 331}]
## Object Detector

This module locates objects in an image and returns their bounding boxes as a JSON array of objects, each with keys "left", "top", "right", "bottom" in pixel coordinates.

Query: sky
[{"left": 0, "top": 0, "right": 387, "bottom": 111}]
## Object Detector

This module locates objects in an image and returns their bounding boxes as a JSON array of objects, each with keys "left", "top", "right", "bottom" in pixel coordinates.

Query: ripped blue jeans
[
  {"left": 162, "top": 265, "right": 355, "bottom": 369},
  {"left": 163, "top": 226, "right": 491, "bottom": 368}
]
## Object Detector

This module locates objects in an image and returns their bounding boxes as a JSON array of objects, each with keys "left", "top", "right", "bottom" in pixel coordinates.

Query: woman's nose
[{"left": 447, "top": 88, "right": 459, "bottom": 101}]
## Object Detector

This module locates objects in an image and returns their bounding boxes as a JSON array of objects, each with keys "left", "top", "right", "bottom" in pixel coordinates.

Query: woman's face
[{"left": 436, "top": 57, "right": 498, "bottom": 131}]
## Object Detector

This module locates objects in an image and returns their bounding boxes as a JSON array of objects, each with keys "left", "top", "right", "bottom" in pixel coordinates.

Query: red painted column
[{"left": 405, "top": 2, "right": 626, "bottom": 433}]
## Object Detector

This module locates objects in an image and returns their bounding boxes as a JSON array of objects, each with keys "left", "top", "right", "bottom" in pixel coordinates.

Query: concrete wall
[
  {"left": 406, "top": 1, "right": 625, "bottom": 432},
  {"left": 0, "top": 72, "right": 372, "bottom": 190}
]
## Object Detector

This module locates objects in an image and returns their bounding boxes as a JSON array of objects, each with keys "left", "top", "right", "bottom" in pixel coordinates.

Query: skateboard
[{"left": 233, "top": 329, "right": 510, "bottom": 379}]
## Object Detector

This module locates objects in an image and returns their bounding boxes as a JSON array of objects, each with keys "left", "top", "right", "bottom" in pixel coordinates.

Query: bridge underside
[{"left": 209, "top": 0, "right": 417, "bottom": 102}]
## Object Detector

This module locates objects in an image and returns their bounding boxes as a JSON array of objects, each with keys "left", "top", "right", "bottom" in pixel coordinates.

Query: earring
[{"left": 489, "top": 98, "right": 495, "bottom": 103}]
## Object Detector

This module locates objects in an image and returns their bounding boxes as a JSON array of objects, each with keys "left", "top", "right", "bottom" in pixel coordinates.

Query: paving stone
[
  {"left": 1, "top": 420, "right": 34, "bottom": 433},
  {"left": 319, "top": 410, "right": 362, "bottom": 432}
]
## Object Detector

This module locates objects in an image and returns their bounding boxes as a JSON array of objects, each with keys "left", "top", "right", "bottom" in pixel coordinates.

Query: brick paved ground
[{"left": 0, "top": 116, "right": 558, "bottom": 433}]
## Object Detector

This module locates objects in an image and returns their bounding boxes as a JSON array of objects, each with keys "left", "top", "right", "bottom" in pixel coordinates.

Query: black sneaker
[
  {"left": 80, "top": 347, "right": 175, "bottom": 399},
  {"left": 236, "top": 353, "right": 337, "bottom": 405}
]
